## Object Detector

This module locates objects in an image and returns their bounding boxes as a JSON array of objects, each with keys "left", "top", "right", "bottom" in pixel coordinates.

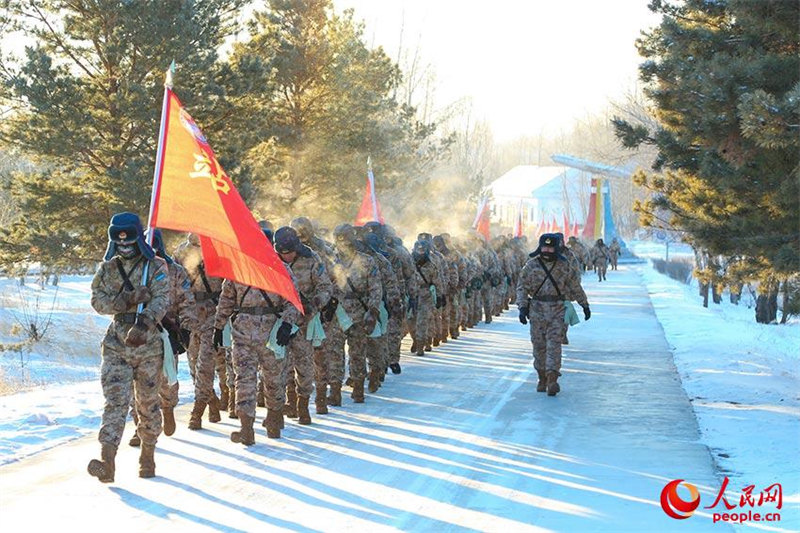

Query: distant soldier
[
  {"left": 609, "top": 238, "right": 622, "bottom": 270},
  {"left": 589, "top": 238, "right": 612, "bottom": 282},
  {"left": 88, "top": 212, "right": 170, "bottom": 482},
  {"left": 410, "top": 240, "right": 443, "bottom": 357},
  {"left": 274, "top": 226, "right": 333, "bottom": 422},
  {"left": 516, "top": 233, "right": 590, "bottom": 396},
  {"left": 330, "top": 224, "right": 382, "bottom": 403}
]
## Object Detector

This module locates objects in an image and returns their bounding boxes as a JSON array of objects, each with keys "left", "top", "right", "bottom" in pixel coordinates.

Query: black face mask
[{"left": 117, "top": 243, "right": 139, "bottom": 259}]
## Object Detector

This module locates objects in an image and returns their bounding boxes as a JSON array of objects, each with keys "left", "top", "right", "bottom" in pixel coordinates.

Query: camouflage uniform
[
  {"left": 91, "top": 254, "right": 170, "bottom": 449},
  {"left": 362, "top": 247, "right": 401, "bottom": 388},
  {"left": 214, "top": 281, "right": 299, "bottom": 420},
  {"left": 173, "top": 239, "right": 227, "bottom": 423},
  {"left": 476, "top": 241, "right": 501, "bottom": 323},
  {"left": 609, "top": 239, "right": 621, "bottom": 270},
  {"left": 385, "top": 243, "right": 417, "bottom": 365},
  {"left": 331, "top": 249, "right": 382, "bottom": 402},
  {"left": 428, "top": 245, "right": 449, "bottom": 346},
  {"left": 411, "top": 243, "right": 444, "bottom": 356},
  {"left": 282, "top": 248, "right": 332, "bottom": 412},
  {"left": 516, "top": 254, "right": 588, "bottom": 381},
  {"left": 589, "top": 241, "right": 612, "bottom": 281}
]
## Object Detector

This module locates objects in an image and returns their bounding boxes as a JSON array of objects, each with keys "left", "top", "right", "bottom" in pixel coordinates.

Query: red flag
[
  {"left": 536, "top": 218, "right": 546, "bottom": 238},
  {"left": 551, "top": 215, "right": 560, "bottom": 234},
  {"left": 473, "top": 197, "right": 491, "bottom": 241},
  {"left": 572, "top": 221, "right": 580, "bottom": 238},
  {"left": 149, "top": 88, "right": 303, "bottom": 313},
  {"left": 563, "top": 212, "right": 571, "bottom": 239},
  {"left": 354, "top": 164, "right": 384, "bottom": 226},
  {"left": 513, "top": 203, "right": 524, "bottom": 238}
]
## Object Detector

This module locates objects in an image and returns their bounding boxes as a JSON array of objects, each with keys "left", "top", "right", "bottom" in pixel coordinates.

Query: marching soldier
[
  {"left": 88, "top": 212, "right": 170, "bottom": 482},
  {"left": 516, "top": 234, "right": 590, "bottom": 396}
]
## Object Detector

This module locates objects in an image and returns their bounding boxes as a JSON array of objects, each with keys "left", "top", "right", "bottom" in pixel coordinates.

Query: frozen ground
[{"left": 0, "top": 255, "right": 798, "bottom": 532}]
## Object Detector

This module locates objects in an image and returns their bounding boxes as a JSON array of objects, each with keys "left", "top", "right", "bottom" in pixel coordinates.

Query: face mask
[{"left": 117, "top": 243, "right": 138, "bottom": 259}]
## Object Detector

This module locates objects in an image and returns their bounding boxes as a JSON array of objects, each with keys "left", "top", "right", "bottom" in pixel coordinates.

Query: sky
[{"left": 336, "top": 0, "right": 661, "bottom": 141}]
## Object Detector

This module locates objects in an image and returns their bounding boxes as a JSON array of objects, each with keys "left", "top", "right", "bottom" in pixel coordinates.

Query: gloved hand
[
  {"left": 124, "top": 315, "right": 154, "bottom": 347},
  {"left": 408, "top": 297, "right": 418, "bottom": 313},
  {"left": 275, "top": 321, "right": 294, "bottom": 347},
  {"left": 518, "top": 305, "right": 529, "bottom": 325},
  {"left": 583, "top": 305, "right": 591, "bottom": 321},
  {"left": 440, "top": 294, "right": 447, "bottom": 307},
  {"left": 213, "top": 328, "right": 224, "bottom": 350},
  {"left": 363, "top": 308, "right": 378, "bottom": 332},
  {"left": 167, "top": 330, "right": 187, "bottom": 355},
  {"left": 321, "top": 296, "right": 338, "bottom": 323},
  {"left": 390, "top": 301, "right": 403, "bottom": 318}
]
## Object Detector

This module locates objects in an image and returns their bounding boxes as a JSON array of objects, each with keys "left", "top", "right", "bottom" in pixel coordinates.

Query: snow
[{"left": 1, "top": 254, "right": 798, "bottom": 531}]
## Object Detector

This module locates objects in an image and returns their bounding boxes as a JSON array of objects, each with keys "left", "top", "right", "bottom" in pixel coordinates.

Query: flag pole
[
  {"left": 367, "top": 156, "right": 378, "bottom": 221},
  {"left": 137, "top": 61, "right": 174, "bottom": 313}
]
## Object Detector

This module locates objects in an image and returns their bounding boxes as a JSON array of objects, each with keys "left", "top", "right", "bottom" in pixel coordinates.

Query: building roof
[{"left": 488, "top": 165, "right": 570, "bottom": 198}]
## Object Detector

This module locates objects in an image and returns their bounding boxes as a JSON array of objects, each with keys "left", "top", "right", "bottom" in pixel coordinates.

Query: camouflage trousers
[
  {"left": 345, "top": 321, "right": 370, "bottom": 380},
  {"left": 481, "top": 286, "right": 493, "bottom": 322},
  {"left": 447, "top": 297, "right": 459, "bottom": 336},
  {"left": 284, "top": 328, "right": 315, "bottom": 398},
  {"left": 432, "top": 305, "right": 442, "bottom": 342},
  {"left": 387, "top": 314, "right": 404, "bottom": 365},
  {"left": 413, "top": 296, "right": 434, "bottom": 346},
  {"left": 528, "top": 300, "right": 566, "bottom": 374},
  {"left": 230, "top": 314, "right": 286, "bottom": 416},
  {"left": 596, "top": 261, "right": 608, "bottom": 280},
  {"left": 321, "top": 320, "right": 346, "bottom": 385},
  {"left": 99, "top": 322, "right": 163, "bottom": 448},
  {"left": 159, "top": 348, "right": 179, "bottom": 410},
  {"left": 366, "top": 333, "right": 388, "bottom": 377},
  {"left": 192, "top": 311, "right": 227, "bottom": 404}
]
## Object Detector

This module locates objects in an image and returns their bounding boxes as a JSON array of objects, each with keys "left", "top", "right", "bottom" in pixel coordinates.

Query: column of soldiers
[{"left": 87, "top": 212, "right": 530, "bottom": 482}]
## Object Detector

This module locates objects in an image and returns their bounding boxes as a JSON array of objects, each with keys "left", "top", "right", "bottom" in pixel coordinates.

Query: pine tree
[
  {"left": 0, "top": 0, "right": 247, "bottom": 269},
  {"left": 614, "top": 0, "right": 799, "bottom": 322}
]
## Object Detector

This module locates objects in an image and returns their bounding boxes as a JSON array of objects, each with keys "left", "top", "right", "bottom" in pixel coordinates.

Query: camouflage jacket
[
  {"left": 284, "top": 251, "right": 333, "bottom": 317},
  {"left": 331, "top": 251, "right": 382, "bottom": 321},
  {"left": 165, "top": 261, "right": 198, "bottom": 332},
  {"left": 516, "top": 256, "right": 588, "bottom": 307},
  {"left": 213, "top": 279, "right": 300, "bottom": 330}
]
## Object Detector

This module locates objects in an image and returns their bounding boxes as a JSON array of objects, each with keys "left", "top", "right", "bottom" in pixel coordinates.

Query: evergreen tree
[
  {"left": 234, "top": 0, "right": 452, "bottom": 224},
  {"left": 614, "top": 0, "right": 799, "bottom": 322},
  {"left": 0, "top": 0, "right": 247, "bottom": 269}
]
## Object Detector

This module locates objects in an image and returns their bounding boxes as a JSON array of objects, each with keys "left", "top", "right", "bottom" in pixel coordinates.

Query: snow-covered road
[{"left": 0, "top": 266, "right": 768, "bottom": 532}]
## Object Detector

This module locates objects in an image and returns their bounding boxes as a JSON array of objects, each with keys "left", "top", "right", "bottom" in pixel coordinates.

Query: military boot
[
  {"left": 536, "top": 369, "right": 547, "bottom": 393},
  {"left": 219, "top": 382, "right": 229, "bottom": 411},
  {"left": 227, "top": 387, "right": 237, "bottom": 419},
  {"left": 284, "top": 385, "right": 298, "bottom": 418},
  {"left": 128, "top": 409, "right": 141, "bottom": 446},
  {"left": 264, "top": 408, "right": 282, "bottom": 439},
  {"left": 297, "top": 395, "right": 311, "bottom": 425},
  {"left": 368, "top": 371, "right": 381, "bottom": 393},
  {"left": 87, "top": 443, "right": 116, "bottom": 483},
  {"left": 546, "top": 371, "right": 560, "bottom": 396},
  {"left": 410, "top": 340, "right": 418, "bottom": 354},
  {"left": 231, "top": 414, "right": 255, "bottom": 446},
  {"left": 351, "top": 378, "right": 365, "bottom": 403},
  {"left": 256, "top": 387, "right": 266, "bottom": 408},
  {"left": 208, "top": 392, "right": 221, "bottom": 423},
  {"left": 139, "top": 442, "right": 156, "bottom": 478},
  {"left": 315, "top": 386, "right": 328, "bottom": 415},
  {"left": 328, "top": 383, "right": 342, "bottom": 406},
  {"left": 162, "top": 407, "right": 176, "bottom": 436},
  {"left": 188, "top": 400, "right": 206, "bottom": 430}
]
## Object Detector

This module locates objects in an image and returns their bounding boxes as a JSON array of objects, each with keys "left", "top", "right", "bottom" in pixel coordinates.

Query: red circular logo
[{"left": 661, "top": 479, "right": 701, "bottom": 519}]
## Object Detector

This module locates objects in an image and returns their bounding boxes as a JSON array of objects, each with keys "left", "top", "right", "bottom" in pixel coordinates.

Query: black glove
[
  {"left": 583, "top": 305, "right": 591, "bottom": 321},
  {"left": 321, "top": 297, "right": 338, "bottom": 323},
  {"left": 167, "top": 330, "right": 187, "bottom": 355},
  {"left": 275, "top": 321, "right": 295, "bottom": 346},
  {"left": 408, "top": 297, "right": 418, "bottom": 313},
  {"left": 213, "top": 328, "right": 224, "bottom": 350},
  {"left": 363, "top": 308, "right": 378, "bottom": 332},
  {"left": 439, "top": 294, "right": 447, "bottom": 308},
  {"left": 518, "top": 305, "right": 529, "bottom": 325},
  {"left": 179, "top": 328, "right": 192, "bottom": 347}
]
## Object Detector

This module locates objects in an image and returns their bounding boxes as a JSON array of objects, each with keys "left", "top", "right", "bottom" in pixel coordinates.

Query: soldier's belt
[
  {"left": 195, "top": 291, "right": 221, "bottom": 302},
  {"left": 237, "top": 306, "right": 279, "bottom": 316},
  {"left": 530, "top": 295, "right": 564, "bottom": 302},
  {"left": 114, "top": 313, "right": 138, "bottom": 324}
]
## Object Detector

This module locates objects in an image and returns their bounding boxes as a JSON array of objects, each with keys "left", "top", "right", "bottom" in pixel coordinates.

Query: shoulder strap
[
  {"left": 115, "top": 256, "right": 144, "bottom": 292},
  {"left": 198, "top": 262, "right": 214, "bottom": 294},
  {"left": 258, "top": 289, "right": 282, "bottom": 318},
  {"left": 536, "top": 258, "right": 563, "bottom": 298},
  {"left": 415, "top": 263, "right": 431, "bottom": 286},
  {"left": 346, "top": 278, "right": 369, "bottom": 311}
]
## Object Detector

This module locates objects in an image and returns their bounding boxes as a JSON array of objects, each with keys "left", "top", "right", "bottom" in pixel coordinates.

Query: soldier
[
  {"left": 129, "top": 229, "right": 198, "bottom": 447},
  {"left": 212, "top": 250, "right": 300, "bottom": 444},
  {"left": 410, "top": 239, "right": 443, "bottom": 357},
  {"left": 361, "top": 231, "right": 402, "bottom": 391},
  {"left": 274, "top": 226, "right": 333, "bottom": 421},
  {"left": 330, "top": 224, "right": 382, "bottom": 403},
  {"left": 88, "top": 212, "right": 170, "bottom": 482},
  {"left": 291, "top": 217, "right": 346, "bottom": 406},
  {"left": 609, "top": 238, "right": 622, "bottom": 270},
  {"left": 516, "top": 234, "right": 590, "bottom": 396},
  {"left": 172, "top": 234, "right": 226, "bottom": 428},
  {"left": 418, "top": 233, "right": 448, "bottom": 348},
  {"left": 440, "top": 233, "right": 467, "bottom": 340},
  {"left": 589, "top": 238, "right": 612, "bottom": 282},
  {"left": 474, "top": 234, "right": 500, "bottom": 324},
  {"left": 433, "top": 235, "right": 460, "bottom": 343}
]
